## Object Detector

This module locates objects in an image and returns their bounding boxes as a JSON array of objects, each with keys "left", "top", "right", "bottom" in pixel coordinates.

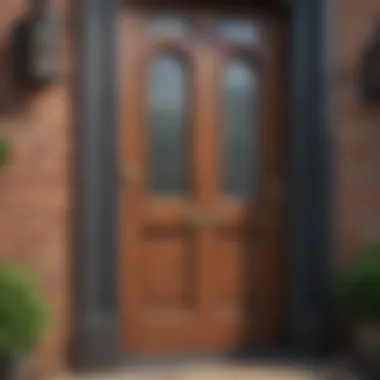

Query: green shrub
[
  {"left": 0, "top": 263, "right": 49, "bottom": 355},
  {"left": 0, "top": 138, "right": 11, "bottom": 168},
  {"left": 338, "top": 243, "right": 380, "bottom": 322}
]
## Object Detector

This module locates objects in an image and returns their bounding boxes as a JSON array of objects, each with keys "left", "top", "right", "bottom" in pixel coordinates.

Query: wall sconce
[
  {"left": 13, "top": 0, "right": 64, "bottom": 87},
  {"left": 361, "top": 24, "right": 380, "bottom": 103}
]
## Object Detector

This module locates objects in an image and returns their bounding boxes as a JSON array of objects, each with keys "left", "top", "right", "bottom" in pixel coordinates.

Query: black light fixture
[
  {"left": 361, "top": 22, "right": 380, "bottom": 103},
  {"left": 13, "top": 0, "right": 64, "bottom": 87}
]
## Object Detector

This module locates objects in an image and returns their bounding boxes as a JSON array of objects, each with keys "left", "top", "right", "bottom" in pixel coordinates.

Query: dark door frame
[{"left": 74, "top": 0, "right": 334, "bottom": 371}]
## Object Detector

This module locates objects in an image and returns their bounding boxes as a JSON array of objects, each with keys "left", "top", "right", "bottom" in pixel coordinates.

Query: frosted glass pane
[
  {"left": 223, "top": 58, "right": 260, "bottom": 198},
  {"left": 148, "top": 53, "right": 189, "bottom": 195}
]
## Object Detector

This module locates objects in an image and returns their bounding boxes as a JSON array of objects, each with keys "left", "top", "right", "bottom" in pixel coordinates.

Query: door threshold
[{"left": 120, "top": 349, "right": 329, "bottom": 371}]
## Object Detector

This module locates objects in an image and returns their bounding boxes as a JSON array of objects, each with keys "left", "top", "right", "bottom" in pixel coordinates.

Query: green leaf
[
  {"left": 0, "top": 263, "right": 50, "bottom": 354},
  {"left": 0, "top": 138, "right": 11, "bottom": 168},
  {"left": 338, "top": 243, "right": 380, "bottom": 322}
]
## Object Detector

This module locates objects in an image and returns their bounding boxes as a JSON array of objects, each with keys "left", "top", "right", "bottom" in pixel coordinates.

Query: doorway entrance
[{"left": 119, "top": 7, "right": 287, "bottom": 356}]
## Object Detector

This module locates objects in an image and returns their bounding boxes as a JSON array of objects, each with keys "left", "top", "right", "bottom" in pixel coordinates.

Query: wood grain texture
[{"left": 119, "top": 8, "right": 287, "bottom": 355}]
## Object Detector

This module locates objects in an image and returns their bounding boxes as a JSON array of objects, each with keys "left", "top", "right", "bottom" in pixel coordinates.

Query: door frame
[{"left": 74, "top": 0, "right": 334, "bottom": 370}]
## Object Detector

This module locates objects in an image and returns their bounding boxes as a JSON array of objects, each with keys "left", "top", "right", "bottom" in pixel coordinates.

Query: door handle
[
  {"left": 203, "top": 211, "right": 221, "bottom": 226},
  {"left": 183, "top": 210, "right": 205, "bottom": 226},
  {"left": 183, "top": 210, "right": 221, "bottom": 227},
  {"left": 119, "top": 166, "right": 139, "bottom": 186}
]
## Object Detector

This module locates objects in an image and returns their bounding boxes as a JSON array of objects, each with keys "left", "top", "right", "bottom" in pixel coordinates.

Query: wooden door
[{"left": 120, "top": 8, "right": 287, "bottom": 355}]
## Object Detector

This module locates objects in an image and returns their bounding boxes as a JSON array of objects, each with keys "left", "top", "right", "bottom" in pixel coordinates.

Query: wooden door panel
[
  {"left": 215, "top": 234, "right": 246, "bottom": 308},
  {"left": 121, "top": 11, "right": 217, "bottom": 355},
  {"left": 143, "top": 232, "right": 196, "bottom": 309},
  {"left": 120, "top": 9, "right": 286, "bottom": 355}
]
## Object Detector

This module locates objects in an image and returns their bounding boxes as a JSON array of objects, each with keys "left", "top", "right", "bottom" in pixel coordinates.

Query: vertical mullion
[{"left": 193, "top": 44, "right": 220, "bottom": 321}]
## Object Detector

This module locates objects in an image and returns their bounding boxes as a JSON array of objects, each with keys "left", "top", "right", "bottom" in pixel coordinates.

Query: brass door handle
[
  {"left": 183, "top": 210, "right": 221, "bottom": 227},
  {"left": 183, "top": 210, "right": 205, "bottom": 226},
  {"left": 204, "top": 211, "right": 222, "bottom": 226},
  {"left": 119, "top": 166, "right": 139, "bottom": 186}
]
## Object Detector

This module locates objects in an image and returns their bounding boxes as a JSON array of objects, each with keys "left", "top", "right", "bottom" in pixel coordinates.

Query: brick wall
[
  {"left": 335, "top": 0, "right": 380, "bottom": 267},
  {"left": 0, "top": 0, "right": 71, "bottom": 377}
]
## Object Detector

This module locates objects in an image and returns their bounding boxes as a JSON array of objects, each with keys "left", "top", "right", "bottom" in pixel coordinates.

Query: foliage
[
  {"left": 338, "top": 243, "right": 380, "bottom": 322},
  {"left": 0, "top": 263, "right": 49, "bottom": 355},
  {"left": 0, "top": 138, "right": 11, "bottom": 168},
  {"left": 0, "top": 136, "right": 47, "bottom": 355}
]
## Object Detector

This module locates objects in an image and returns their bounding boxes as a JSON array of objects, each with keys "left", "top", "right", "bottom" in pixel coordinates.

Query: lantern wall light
[{"left": 13, "top": 0, "right": 64, "bottom": 87}]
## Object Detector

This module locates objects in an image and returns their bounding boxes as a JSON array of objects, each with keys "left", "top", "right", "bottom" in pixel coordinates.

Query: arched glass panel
[
  {"left": 223, "top": 58, "right": 260, "bottom": 198},
  {"left": 148, "top": 53, "right": 189, "bottom": 195}
]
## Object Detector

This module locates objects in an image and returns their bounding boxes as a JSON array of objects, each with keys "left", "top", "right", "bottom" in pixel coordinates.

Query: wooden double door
[{"left": 120, "top": 8, "right": 287, "bottom": 355}]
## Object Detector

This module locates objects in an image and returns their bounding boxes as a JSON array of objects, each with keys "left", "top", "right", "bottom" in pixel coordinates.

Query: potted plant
[
  {"left": 0, "top": 263, "right": 49, "bottom": 379},
  {"left": 338, "top": 243, "right": 380, "bottom": 377}
]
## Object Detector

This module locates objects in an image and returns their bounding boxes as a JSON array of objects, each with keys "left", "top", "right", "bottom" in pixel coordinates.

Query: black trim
[
  {"left": 74, "top": 0, "right": 333, "bottom": 370},
  {"left": 74, "top": 0, "right": 119, "bottom": 369},
  {"left": 286, "top": 0, "right": 333, "bottom": 356}
]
